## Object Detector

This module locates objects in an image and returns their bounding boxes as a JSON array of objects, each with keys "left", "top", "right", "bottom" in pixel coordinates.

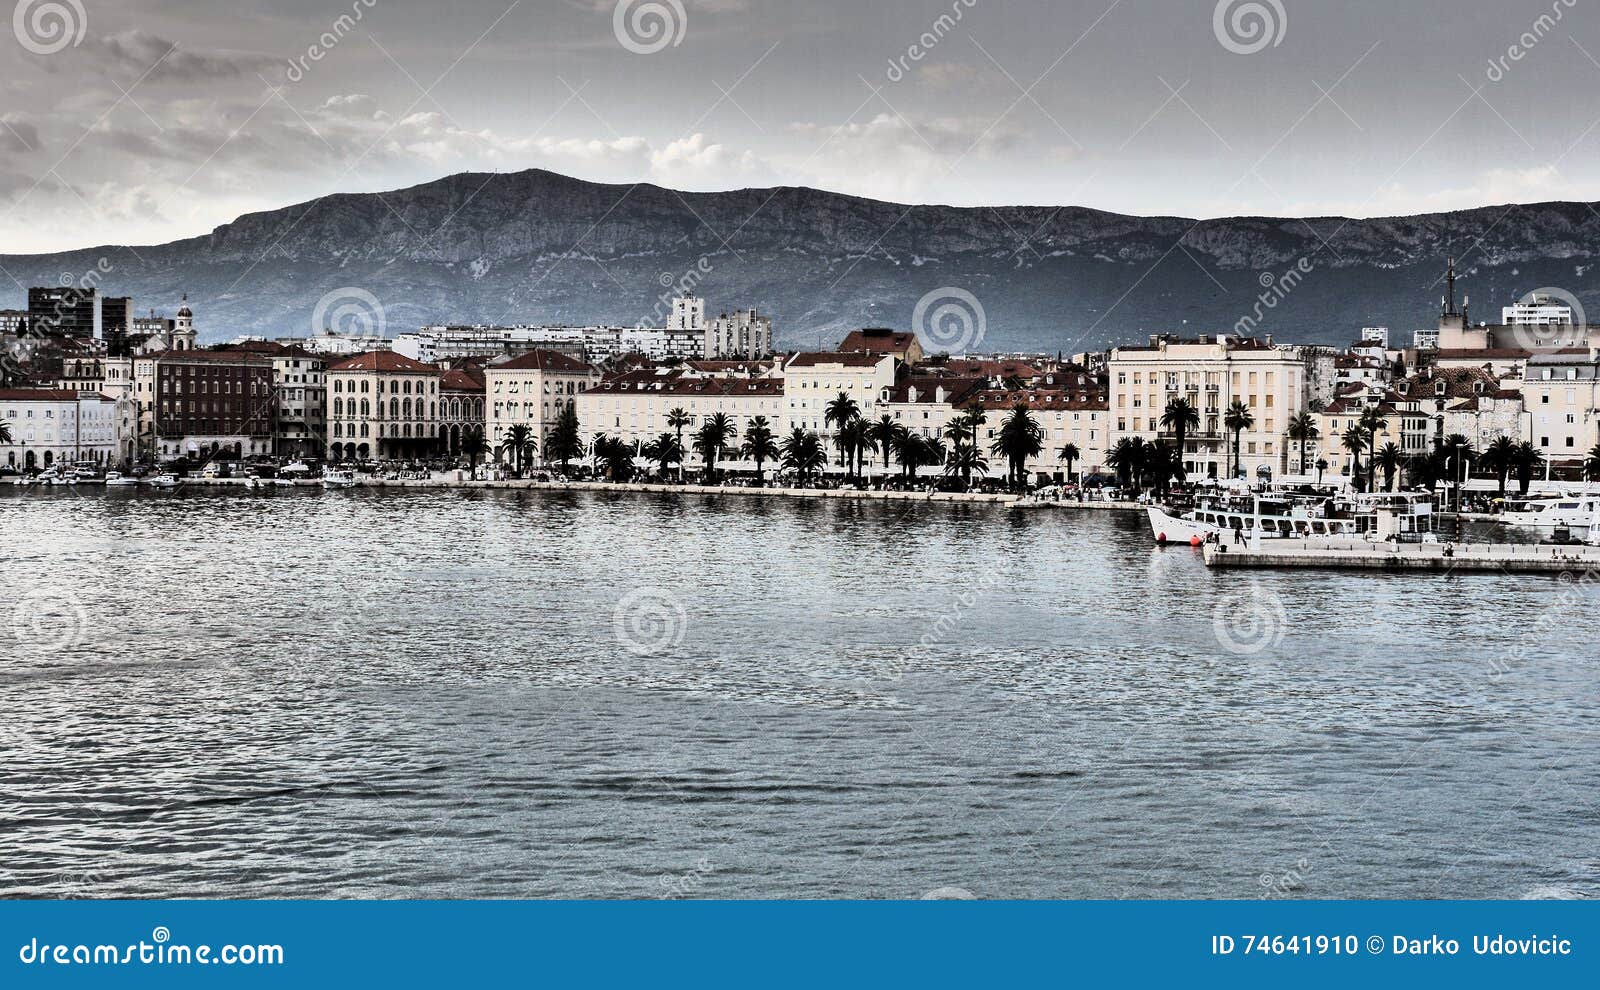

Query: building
[
  {"left": 1522, "top": 351, "right": 1600, "bottom": 464},
  {"left": 782, "top": 352, "right": 899, "bottom": 445},
  {"left": 703, "top": 310, "right": 773, "bottom": 360},
  {"left": 102, "top": 296, "right": 133, "bottom": 357},
  {"left": 281, "top": 328, "right": 392, "bottom": 357},
  {"left": 973, "top": 385, "right": 1110, "bottom": 483},
  {"left": 326, "top": 351, "right": 443, "bottom": 461},
  {"left": 575, "top": 373, "right": 785, "bottom": 457},
  {"left": 1503, "top": 295, "right": 1574, "bottom": 326},
  {"left": 439, "top": 367, "right": 487, "bottom": 456},
  {"left": 1360, "top": 326, "right": 1390, "bottom": 349},
  {"left": 484, "top": 349, "right": 600, "bottom": 460},
  {"left": 0, "top": 388, "right": 126, "bottom": 470},
  {"left": 1107, "top": 334, "right": 1310, "bottom": 481},
  {"left": 839, "top": 328, "right": 924, "bottom": 365},
  {"left": 28, "top": 286, "right": 101, "bottom": 340},
  {"left": 222, "top": 341, "right": 329, "bottom": 459},
  {"left": 152, "top": 350, "right": 275, "bottom": 461},
  {"left": 0, "top": 310, "right": 26, "bottom": 335}
]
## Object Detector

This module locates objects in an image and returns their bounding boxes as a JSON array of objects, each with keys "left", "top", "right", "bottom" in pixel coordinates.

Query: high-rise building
[
  {"left": 28, "top": 286, "right": 101, "bottom": 339},
  {"left": 102, "top": 296, "right": 133, "bottom": 356},
  {"left": 703, "top": 310, "right": 773, "bottom": 360}
]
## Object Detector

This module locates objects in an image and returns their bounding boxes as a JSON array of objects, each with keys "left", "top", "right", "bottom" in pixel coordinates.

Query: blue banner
[{"left": 2, "top": 901, "right": 1593, "bottom": 987}]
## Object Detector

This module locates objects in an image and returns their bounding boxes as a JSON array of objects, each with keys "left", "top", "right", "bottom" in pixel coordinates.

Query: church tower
[{"left": 173, "top": 295, "right": 196, "bottom": 352}]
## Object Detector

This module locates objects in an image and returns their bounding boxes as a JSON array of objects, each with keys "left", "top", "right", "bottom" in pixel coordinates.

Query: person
[{"left": 1233, "top": 525, "right": 1245, "bottom": 546}]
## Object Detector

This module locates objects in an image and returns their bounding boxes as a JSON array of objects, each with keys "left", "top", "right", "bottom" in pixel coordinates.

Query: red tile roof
[
  {"left": 0, "top": 388, "right": 90, "bottom": 401},
  {"left": 975, "top": 387, "right": 1108, "bottom": 412},
  {"left": 884, "top": 376, "right": 987, "bottom": 406},
  {"left": 786, "top": 351, "right": 887, "bottom": 369},
  {"left": 441, "top": 369, "right": 486, "bottom": 393},
  {"left": 329, "top": 350, "right": 440, "bottom": 374},
  {"left": 493, "top": 349, "right": 595, "bottom": 373},
  {"left": 839, "top": 329, "right": 919, "bottom": 354}
]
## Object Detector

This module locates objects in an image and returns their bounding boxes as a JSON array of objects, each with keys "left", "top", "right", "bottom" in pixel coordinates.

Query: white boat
[
  {"left": 70, "top": 467, "right": 102, "bottom": 484},
  {"left": 148, "top": 473, "right": 182, "bottom": 489},
  {"left": 1498, "top": 493, "right": 1599, "bottom": 533},
  {"left": 1148, "top": 491, "right": 1434, "bottom": 545},
  {"left": 322, "top": 468, "right": 359, "bottom": 489},
  {"left": 104, "top": 472, "right": 137, "bottom": 487}
]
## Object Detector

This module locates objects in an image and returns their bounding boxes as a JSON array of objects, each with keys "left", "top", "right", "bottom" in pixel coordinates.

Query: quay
[{"left": 1202, "top": 540, "right": 1600, "bottom": 575}]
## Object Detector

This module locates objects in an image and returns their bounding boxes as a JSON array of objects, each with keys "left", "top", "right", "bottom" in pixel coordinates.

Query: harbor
[{"left": 1202, "top": 539, "right": 1600, "bottom": 574}]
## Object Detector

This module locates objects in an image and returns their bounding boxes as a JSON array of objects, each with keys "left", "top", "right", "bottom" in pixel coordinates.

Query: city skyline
[{"left": 3, "top": 0, "right": 1600, "bottom": 254}]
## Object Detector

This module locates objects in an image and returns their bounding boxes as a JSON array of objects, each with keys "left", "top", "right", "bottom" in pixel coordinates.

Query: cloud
[
  {"left": 784, "top": 112, "right": 1022, "bottom": 201},
  {"left": 0, "top": 115, "right": 40, "bottom": 153},
  {"left": 85, "top": 30, "right": 279, "bottom": 82}
]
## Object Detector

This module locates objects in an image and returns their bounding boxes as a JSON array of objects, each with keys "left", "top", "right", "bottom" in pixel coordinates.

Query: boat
[
  {"left": 70, "top": 465, "right": 102, "bottom": 484},
  {"left": 322, "top": 468, "right": 359, "bottom": 489},
  {"left": 1148, "top": 490, "right": 1435, "bottom": 545},
  {"left": 148, "top": 473, "right": 182, "bottom": 489},
  {"left": 1498, "top": 492, "right": 1599, "bottom": 534},
  {"left": 104, "top": 471, "right": 137, "bottom": 487}
]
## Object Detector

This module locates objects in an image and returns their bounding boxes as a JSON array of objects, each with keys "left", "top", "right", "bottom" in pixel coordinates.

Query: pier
[{"left": 1202, "top": 539, "right": 1600, "bottom": 575}]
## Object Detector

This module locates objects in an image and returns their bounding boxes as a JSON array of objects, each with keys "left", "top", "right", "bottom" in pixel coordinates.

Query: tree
[
  {"left": 642, "top": 432, "right": 682, "bottom": 479},
  {"left": 1145, "top": 442, "right": 1185, "bottom": 492},
  {"left": 867, "top": 414, "right": 903, "bottom": 479},
  {"left": 895, "top": 432, "right": 931, "bottom": 480},
  {"left": 1513, "top": 441, "right": 1544, "bottom": 496},
  {"left": 693, "top": 412, "right": 737, "bottom": 484},
  {"left": 1058, "top": 442, "right": 1081, "bottom": 482},
  {"left": 1314, "top": 457, "right": 1328, "bottom": 488},
  {"left": 843, "top": 419, "right": 877, "bottom": 480},
  {"left": 1286, "top": 411, "right": 1319, "bottom": 477},
  {"left": 740, "top": 415, "right": 780, "bottom": 487},
  {"left": 942, "top": 441, "right": 989, "bottom": 488},
  {"left": 1479, "top": 435, "right": 1517, "bottom": 497},
  {"left": 1405, "top": 451, "right": 1442, "bottom": 493},
  {"left": 459, "top": 427, "right": 489, "bottom": 466},
  {"left": 545, "top": 402, "right": 583, "bottom": 474},
  {"left": 824, "top": 392, "right": 862, "bottom": 467},
  {"left": 942, "top": 404, "right": 988, "bottom": 490},
  {"left": 1374, "top": 442, "right": 1403, "bottom": 492},
  {"left": 0, "top": 420, "right": 11, "bottom": 445},
  {"left": 990, "top": 404, "right": 1044, "bottom": 490},
  {"left": 666, "top": 407, "right": 692, "bottom": 482},
  {"left": 1358, "top": 407, "right": 1389, "bottom": 492},
  {"left": 496, "top": 424, "right": 537, "bottom": 475},
  {"left": 780, "top": 428, "right": 826, "bottom": 486},
  {"left": 1340, "top": 427, "right": 1367, "bottom": 491},
  {"left": 1160, "top": 397, "right": 1200, "bottom": 480},
  {"left": 1442, "top": 434, "right": 1474, "bottom": 510},
  {"left": 1224, "top": 400, "right": 1254, "bottom": 480},
  {"left": 594, "top": 435, "right": 636, "bottom": 482},
  {"left": 1107, "top": 437, "right": 1148, "bottom": 492},
  {"left": 1586, "top": 442, "right": 1600, "bottom": 483}
]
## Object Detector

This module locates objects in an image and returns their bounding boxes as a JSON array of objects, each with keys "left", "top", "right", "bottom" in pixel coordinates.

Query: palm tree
[
  {"left": 1586, "top": 442, "right": 1600, "bottom": 482},
  {"left": 693, "top": 412, "right": 737, "bottom": 484},
  {"left": 895, "top": 432, "right": 930, "bottom": 480},
  {"left": 1145, "top": 441, "right": 1185, "bottom": 493},
  {"left": 1479, "top": 435, "right": 1517, "bottom": 497},
  {"left": 1513, "top": 440, "right": 1544, "bottom": 496},
  {"left": 740, "top": 415, "right": 780, "bottom": 487},
  {"left": 1223, "top": 399, "right": 1254, "bottom": 480},
  {"left": 0, "top": 421, "right": 12, "bottom": 446},
  {"left": 867, "top": 414, "right": 902, "bottom": 479},
  {"left": 824, "top": 392, "right": 862, "bottom": 468},
  {"left": 844, "top": 419, "right": 877, "bottom": 481},
  {"left": 459, "top": 427, "right": 489, "bottom": 467},
  {"left": 1442, "top": 434, "right": 1474, "bottom": 510},
  {"left": 942, "top": 442, "right": 989, "bottom": 489},
  {"left": 545, "top": 402, "right": 583, "bottom": 474},
  {"left": 780, "top": 428, "right": 826, "bottom": 486},
  {"left": 1340, "top": 426, "right": 1367, "bottom": 491},
  {"left": 1374, "top": 442, "right": 1403, "bottom": 492},
  {"left": 1160, "top": 397, "right": 1200, "bottom": 479},
  {"left": 1405, "top": 451, "right": 1442, "bottom": 494},
  {"left": 1057, "top": 442, "right": 1081, "bottom": 482},
  {"left": 1106, "top": 437, "right": 1148, "bottom": 492},
  {"left": 1314, "top": 457, "right": 1328, "bottom": 488},
  {"left": 594, "top": 435, "right": 636, "bottom": 482},
  {"left": 1286, "top": 411, "right": 1319, "bottom": 477},
  {"left": 1358, "top": 407, "right": 1389, "bottom": 492},
  {"left": 666, "top": 407, "right": 692, "bottom": 482},
  {"left": 497, "top": 424, "right": 537, "bottom": 476},
  {"left": 941, "top": 404, "right": 988, "bottom": 490},
  {"left": 990, "top": 405, "right": 1044, "bottom": 490},
  {"left": 642, "top": 432, "right": 682, "bottom": 479}
]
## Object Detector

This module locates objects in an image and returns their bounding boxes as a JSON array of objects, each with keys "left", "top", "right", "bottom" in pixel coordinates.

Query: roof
[
  {"left": 943, "top": 358, "right": 1042, "bottom": 380},
  {"left": 839, "top": 329, "right": 919, "bottom": 354},
  {"left": 441, "top": 369, "right": 486, "bottom": 393},
  {"left": 785, "top": 351, "right": 887, "bottom": 369},
  {"left": 581, "top": 377, "right": 784, "bottom": 397},
  {"left": 328, "top": 350, "right": 441, "bottom": 374},
  {"left": 974, "top": 387, "right": 1108, "bottom": 412},
  {"left": 0, "top": 388, "right": 94, "bottom": 402},
  {"left": 884, "top": 376, "right": 987, "bottom": 406},
  {"left": 492, "top": 349, "right": 595, "bottom": 373},
  {"left": 156, "top": 349, "right": 272, "bottom": 366}
]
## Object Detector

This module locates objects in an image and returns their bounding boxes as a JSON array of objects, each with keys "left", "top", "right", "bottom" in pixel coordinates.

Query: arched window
[
  {"left": 403, "top": 380, "right": 412, "bottom": 395},
  {"left": 389, "top": 398, "right": 398, "bottom": 418},
  {"left": 333, "top": 397, "right": 343, "bottom": 416},
  {"left": 360, "top": 399, "right": 370, "bottom": 416}
]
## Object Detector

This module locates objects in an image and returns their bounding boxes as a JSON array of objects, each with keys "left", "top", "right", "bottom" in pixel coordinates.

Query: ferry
[
  {"left": 1498, "top": 492, "right": 1599, "bottom": 534},
  {"left": 1148, "top": 491, "right": 1434, "bottom": 545},
  {"left": 322, "top": 468, "right": 359, "bottom": 489}
]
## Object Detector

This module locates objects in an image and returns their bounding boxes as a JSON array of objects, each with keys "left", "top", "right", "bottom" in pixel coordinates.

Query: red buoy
[
  {"left": 1189, "top": 535, "right": 1202, "bottom": 547},
  {"left": 1158, "top": 532, "right": 1167, "bottom": 543}
]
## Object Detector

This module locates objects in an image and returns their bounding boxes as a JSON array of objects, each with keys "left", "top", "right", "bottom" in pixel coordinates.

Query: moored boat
[
  {"left": 322, "top": 468, "right": 359, "bottom": 489},
  {"left": 1149, "top": 491, "right": 1434, "bottom": 545}
]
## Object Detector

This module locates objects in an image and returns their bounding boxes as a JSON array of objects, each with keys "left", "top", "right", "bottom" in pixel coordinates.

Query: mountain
[{"left": 5, "top": 168, "right": 1600, "bottom": 353}]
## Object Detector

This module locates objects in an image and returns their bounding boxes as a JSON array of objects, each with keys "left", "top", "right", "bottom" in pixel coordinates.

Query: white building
[
  {"left": 484, "top": 349, "right": 600, "bottom": 458},
  {"left": 0, "top": 388, "right": 128, "bottom": 470},
  {"left": 1360, "top": 326, "right": 1390, "bottom": 349},
  {"left": 325, "top": 351, "right": 442, "bottom": 461},
  {"left": 782, "top": 352, "right": 899, "bottom": 444},
  {"left": 279, "top": 329, "right": 392, "bottom": 357},
  {"left": 1503, "top": 296, "right": 1574, "bottom": 326},
  {"left": 703, "top": 310, "right": 773, "bottom": 360},
  {"left": 576, "top": 373, "right": 785, "bottom": 457}
]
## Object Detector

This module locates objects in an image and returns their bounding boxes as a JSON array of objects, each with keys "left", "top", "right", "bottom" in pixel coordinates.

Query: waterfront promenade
[{"left": 1203, "top": 540, "right": 1600, "bottom": 574}]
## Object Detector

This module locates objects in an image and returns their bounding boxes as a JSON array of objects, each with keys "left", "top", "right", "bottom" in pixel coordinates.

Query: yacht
[
  {"left": 1147, "top": 490, "right": 1434, "bottom": 544},
  {"left": 1498, "top": 492, "right": 1599, "bottom": 534},
  {"left": 148, "top": 473, "right": 182, "bottom": 489},
  {"left": 104, "top": 471, "right": 137, "bottom": 487},
  {"left": 322, "top": 468, "right": 359, "bottom": 489}
]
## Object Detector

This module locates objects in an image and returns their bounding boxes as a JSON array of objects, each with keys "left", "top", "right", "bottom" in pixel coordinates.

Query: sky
[{"left": 1, "top": 0, "right": 1598, "bottom": 253}]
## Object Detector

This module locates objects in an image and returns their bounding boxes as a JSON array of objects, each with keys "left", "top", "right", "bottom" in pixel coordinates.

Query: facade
[
  {"left": 439, "top": 368, "right": 487, "bottom": 456},
  {"left": 1522, "top": 352, "right": 1600, "bottom": 463},
  {"left": 975, "top": 386, "right": 1110, "bottom": 482},
  {"left": 281, "top": 329, "right": 392, "bottom": 357},
  {"left": 152, "top": 350, "right": 275, "bottom": 460},
  {"left": 326, "top": 351, "right": 443, "bottom": 461},
  {"left": 575, "top": 374, "right": 785, "bottom": 456},
  {"left": 28, "top": 286, "right": 100, "bottom": 339},
  {"left": 783, "top": 352, "right": 899, "bottom": 448},
  {"left": 0, "top": 388, "right": 125, "bottom": 470},
  {"left": 1107, "top": 335, "right": 1310, "bottom": 481},
  {"left": 484, "top": 349, "right": 600, "bottom": 459},
  {"left": 703, "top": 310, "right": 773, "bottom": 360}
]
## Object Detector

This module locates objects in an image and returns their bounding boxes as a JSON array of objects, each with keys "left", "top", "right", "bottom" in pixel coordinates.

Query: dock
[{"left": 1202, "top": 539, "right": 1600, "bottom": 575}]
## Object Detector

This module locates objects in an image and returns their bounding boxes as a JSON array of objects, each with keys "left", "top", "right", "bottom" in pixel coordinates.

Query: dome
[{"left": 177, "top": 294, "right": 193, "bottom": 319}]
